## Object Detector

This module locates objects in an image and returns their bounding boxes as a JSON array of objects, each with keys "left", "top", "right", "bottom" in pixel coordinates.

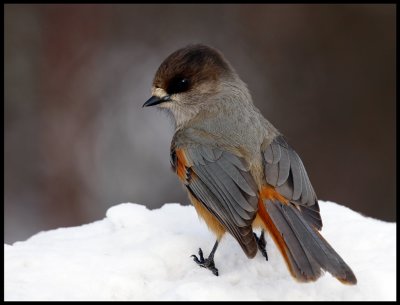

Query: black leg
[
  {"left": 191, "top": 240, "right": 219, "bottom": 276},
  {"left": 254, "top": 230, "right": 268, "bottom": 261}
]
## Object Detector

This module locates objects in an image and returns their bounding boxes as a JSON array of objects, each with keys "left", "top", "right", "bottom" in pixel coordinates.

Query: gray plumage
[
  {"left": 145, "top": 44, "right": 356, "bottom": 284},
  {"left": 264, "top": 136, "right": 318, "bottom": 207},
  {"left": 265, "top": 199, "right": 357, "bottom": 283},
  {"left": 185, "top": 146, "right": 259, "bottom": 257}
]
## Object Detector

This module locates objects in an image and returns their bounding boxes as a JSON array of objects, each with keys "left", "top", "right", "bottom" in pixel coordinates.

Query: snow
[{"left": 4, "top": 201, "right": 396, "bottom": 301}]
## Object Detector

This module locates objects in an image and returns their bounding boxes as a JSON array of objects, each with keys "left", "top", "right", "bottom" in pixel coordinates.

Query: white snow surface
[{"left": 4, "top": 201, "right": 396, "bottom": 301}]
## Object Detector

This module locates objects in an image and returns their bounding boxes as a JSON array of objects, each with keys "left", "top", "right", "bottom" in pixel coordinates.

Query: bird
[{"left": 143, "top": 44, "right": 357, "bottom": 284}]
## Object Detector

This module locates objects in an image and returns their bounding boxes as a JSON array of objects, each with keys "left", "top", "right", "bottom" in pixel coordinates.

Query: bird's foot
[
  {"left": 254, "top": 231, "right": 268, "bottom": 261},
  {"left": 191, "top": 248, "right": 219, "bottom": 276}
]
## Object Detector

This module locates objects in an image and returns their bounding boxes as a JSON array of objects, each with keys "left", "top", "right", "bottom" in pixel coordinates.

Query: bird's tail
[{"left": 258, "top": 187, "right": 357, "bottom": 284}]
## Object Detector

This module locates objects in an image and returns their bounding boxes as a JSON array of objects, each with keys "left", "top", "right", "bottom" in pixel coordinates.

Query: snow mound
[{"left": 4, "top": 201, "right": 396, "bottom": 301}]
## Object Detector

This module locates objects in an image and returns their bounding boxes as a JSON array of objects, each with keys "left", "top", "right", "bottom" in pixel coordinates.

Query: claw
[
  {"left": 191, "top": 254, "right": 201, "bottom": 264},
  {"left": 254, "top": 231, "right": 268, "bottom": 261},
  {"left": 191, "top": 247, "right": 219, "bottom": 276},
  {"left": 198, "top": 248, "right": 204, "bottom": 261}
]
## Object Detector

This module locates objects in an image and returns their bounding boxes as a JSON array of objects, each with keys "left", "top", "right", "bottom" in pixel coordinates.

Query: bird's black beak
[{"left": 142, "top": 95, "right": 171, "bottom": 107}]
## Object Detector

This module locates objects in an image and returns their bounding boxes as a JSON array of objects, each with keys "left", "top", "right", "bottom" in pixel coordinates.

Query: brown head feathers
[{"left": 153, "top": 44, "right": 233, "bottom": 95}]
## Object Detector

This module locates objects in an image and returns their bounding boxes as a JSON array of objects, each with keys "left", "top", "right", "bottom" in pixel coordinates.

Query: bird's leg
[
  {"left": 191, "top": 240, "right": 219, "bottom": 276},
  {"left": 254, "top": 229, "right": 268, "bottom": 261}
]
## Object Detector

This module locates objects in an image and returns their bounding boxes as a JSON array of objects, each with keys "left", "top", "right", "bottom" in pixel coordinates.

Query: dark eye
[{"left": 167, "top": 78, "right": 190, "bottom": 94}]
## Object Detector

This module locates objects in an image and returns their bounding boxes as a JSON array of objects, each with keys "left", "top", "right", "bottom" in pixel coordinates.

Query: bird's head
[{"left": 143, "top": 44, "right": 240, "bottom": 127}]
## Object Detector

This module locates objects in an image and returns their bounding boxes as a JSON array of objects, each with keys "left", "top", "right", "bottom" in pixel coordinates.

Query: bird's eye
[{"left": 167, "top": 78, "right": 190, "bottom": 94}]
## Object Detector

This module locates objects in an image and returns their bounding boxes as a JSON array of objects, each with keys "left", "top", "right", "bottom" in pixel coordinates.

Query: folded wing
[{"left": 171, "top": 145, "right": 259, "bottom": 258}]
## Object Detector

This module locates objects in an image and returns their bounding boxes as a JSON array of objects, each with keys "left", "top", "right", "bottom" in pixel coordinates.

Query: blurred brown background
[{"left": 4, "top": 4, "right": 396, "bottom": 244}]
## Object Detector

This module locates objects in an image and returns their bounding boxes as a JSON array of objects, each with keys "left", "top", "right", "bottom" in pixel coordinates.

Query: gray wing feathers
[
  {"left": 189, "top": 176, "right": 245, "bottom": 230},
  {"left": 265, "top": 200, "right": 321, "bottom": 281},
  {"left": 221, "top": 151, "right": 250, "bottom": 171},
  {"left": 299, "top": 203, "right": 322, "bottom": 230},
  {"left": 187, "top": 179, "right": 249, "bottom": 247},
  {"left": 218, "top": 157, "right": 256, "bottom": 196},
  {"left": 277, "top": 147, "right": 291, "bottom": 186},
  {"left": 276, "top": 175, "right": 294, "bottom": 199},
  {"left": 265, "top": 162, "right": 279, "bottom": 186},
  {"left": 264, "top": 136, "right": 315, "bottom": 205},
  {"left": 288, "top": 149, "right": 302, "bottom": 201},
  {"left": 199, "top": 146, "right": 216, "bottom": 161},
  {"left": 264, "top": 135, "right": 321, "bottom": 229},
  {"left": 186, "top": 146, "right": 259, "bottom": 258},
  {"left": 264, "top": 140, "right": 281, "bottom": 164},
  {"left": 195, "top": 164, "right": 254, "bottom": 222},
  {"left": 186, "top": 148, "right": 205, "bottom": 165},
  {"left": 265, "top": 199, "right": 357, "bottom": 284},
  {"left": 299, "top": 160, "right": 315, "bottom": 205},
  {"left": 263, "top": 136, "right": 317, "bottom": 207}
]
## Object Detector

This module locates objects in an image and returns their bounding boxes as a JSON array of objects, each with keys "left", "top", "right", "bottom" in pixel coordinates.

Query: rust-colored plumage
[
  {"left": 189, "top": 192, "right": 226, "bottom": 240},
  {"left": 174, "top": 148, "right": 189, "bottom": 182},
  {"left": 256, "top": 191, "right": 294, "bottom": 276}
]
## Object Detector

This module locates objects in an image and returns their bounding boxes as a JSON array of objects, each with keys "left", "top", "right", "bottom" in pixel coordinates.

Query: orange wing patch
[
  {"left": 260, "top": 184, "right": 289, "bottom": 204},
  {"left": 174, "top": 148, "right": 189, "bottom": 182}
]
